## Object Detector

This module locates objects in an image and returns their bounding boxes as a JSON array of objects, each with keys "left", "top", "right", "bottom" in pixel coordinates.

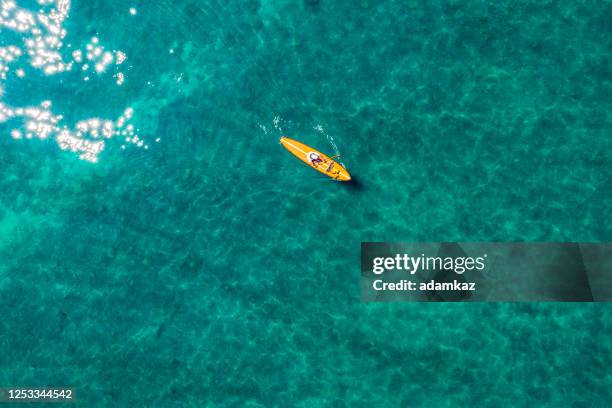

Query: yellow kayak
[{"left": 280, "top": 136, "right": 351, "bottom": 181}]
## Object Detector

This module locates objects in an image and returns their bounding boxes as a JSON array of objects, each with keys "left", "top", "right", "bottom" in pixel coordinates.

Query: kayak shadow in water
[
  {"left": 317, "top": 176, "right": 362, "bottom": 190},
  {"left": 346, "top": 176, "right": 364, "bottom": 191}
]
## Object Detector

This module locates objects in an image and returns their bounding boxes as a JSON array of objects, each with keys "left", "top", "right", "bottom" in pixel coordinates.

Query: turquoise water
[{"left": 0, "top": 0, "right": 611, "bottom": 406}]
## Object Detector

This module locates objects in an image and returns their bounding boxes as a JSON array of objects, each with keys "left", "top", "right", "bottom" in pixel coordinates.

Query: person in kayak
[{"left": 308, "top": 152, "right": 323, "bottom": 166}]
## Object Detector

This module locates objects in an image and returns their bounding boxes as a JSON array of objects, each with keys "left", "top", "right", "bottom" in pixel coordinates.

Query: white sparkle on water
[{"left": 0, "top": 0, "right": 148, "bottom": 163}]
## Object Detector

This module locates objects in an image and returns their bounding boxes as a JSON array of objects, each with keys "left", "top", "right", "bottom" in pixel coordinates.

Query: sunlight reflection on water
[{"left": 0, "top": 0, "right": 147, "bottom": 162}]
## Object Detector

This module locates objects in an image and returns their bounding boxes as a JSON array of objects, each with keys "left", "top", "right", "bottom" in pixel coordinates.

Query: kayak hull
[{"left": 280, "top": 137, "right": 351, "bottom": 181}]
